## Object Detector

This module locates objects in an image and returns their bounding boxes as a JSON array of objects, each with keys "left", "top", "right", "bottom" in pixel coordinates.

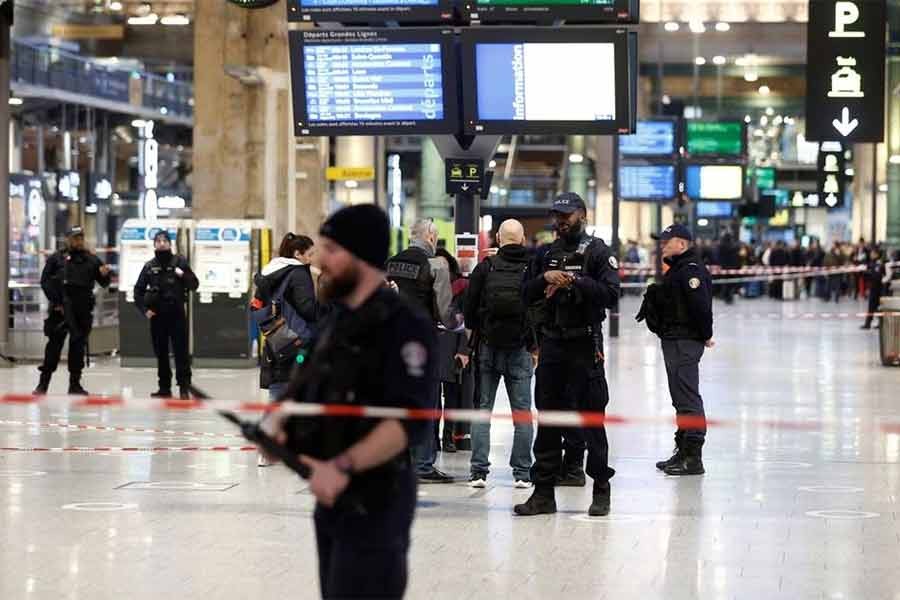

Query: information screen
[
  {"left": 618, "top": 165, "right": 677, "bottom": 201},
  {"left": 461, "top": 28, "right": 632, "bottom": 135},
  {"left": 696, "top": 202, "right": 734, "bottom": 218},
  {"left": 289, "top": 29, "right": 458, "bottom": 136},
  {"left": 685, "top": 165, "right": 744, "bottom": 200},
  {"left": 289, "top": 0, "right": 453, "bottom": 24},
  {"left": 466, "top": 0, "right": 636, "bottom": 24},
  {"left": 685, "top": 121, "right": 745, "bottom": 157},
  {"left": 755, "top": 166, "right": 775, "bottom": 190},
  {"left": 619, "top": 120, "right": 677, "bottom": 157}
]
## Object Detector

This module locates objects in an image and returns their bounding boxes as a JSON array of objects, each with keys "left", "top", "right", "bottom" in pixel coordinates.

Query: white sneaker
[
  {"left": 258, "top": 453, "right": 275, "bottom": 467},
  {"left": 514, "top": 480, "right": 533, "bottom": 489},
  {"left": 469, "top": 476, "right": 487, "bottom": 488}
]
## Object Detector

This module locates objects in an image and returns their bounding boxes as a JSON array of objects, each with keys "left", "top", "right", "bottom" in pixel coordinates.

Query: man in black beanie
[{"left": 262, "top": 204, "right": 436, "bottom": 600}]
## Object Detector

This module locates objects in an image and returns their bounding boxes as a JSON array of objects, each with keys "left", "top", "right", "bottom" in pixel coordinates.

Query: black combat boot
[
  {"left": 663, "top": 441, "right": 705, "bottom": 476},
  {"left": 150, "top": 389, "right": 173, "bottom": 399},
  {"left": 514, "top": 485, "right": 557, "bottom": 516},
  {"left": 588, "top": 481, "right": 611, "bottom": 517},
  {"left": 68, "top": 374, "right": 89, "bottom": 396},
  {"left": 33, "top": 371, "right": 52, "bottom": 396},
  {"left": 556, "top": 464, "right": 587, "bottom": 487},
  {"left": 656, "top": 431, "right": 685, "bottom": 471}
]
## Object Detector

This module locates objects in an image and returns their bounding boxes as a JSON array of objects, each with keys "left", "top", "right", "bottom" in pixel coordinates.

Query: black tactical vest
[
  {"left": 385, "top": 247, "right": 435, "bottom": 320},
  {"left": 61, "top": 251, "right": 97, "bottom": 291},
  {"left": 543, "top": 237, "right": 597, "bottom": 337}
]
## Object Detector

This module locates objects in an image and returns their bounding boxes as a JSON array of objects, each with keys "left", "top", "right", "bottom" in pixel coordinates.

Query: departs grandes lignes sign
[{"left": 805, "top": 0, "right": 886, "bottom": 143}]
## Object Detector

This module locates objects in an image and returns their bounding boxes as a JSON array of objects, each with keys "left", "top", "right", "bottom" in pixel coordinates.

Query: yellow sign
[
  {"left": 326, "top": 167, "right": 375, "bottom": 181},
  {"left": 51, "top": 24, "right": 125, "bottom": 40}
]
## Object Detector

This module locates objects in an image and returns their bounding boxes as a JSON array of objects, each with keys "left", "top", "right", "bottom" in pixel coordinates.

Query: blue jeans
[
  {"left": 412, "top": 382, "right": 440, "bottom": 475},
  {"left": 470, "top": 344, "right": 534, "bottom": 481},
  {"left": 268, "top": 382, "right": 287, "bottom": 402}
]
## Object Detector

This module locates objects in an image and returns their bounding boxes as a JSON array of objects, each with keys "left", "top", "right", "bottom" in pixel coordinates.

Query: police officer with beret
[
  {"left": 34, "top": 226, "right": 112, "bottom": 396},
  {"left": 262, "top": 204, "right": 436, "bottom": 599},
  {"left": 645, "top": 224, "right": 714, "bottom": 476},
  {"left": 515, "top": 192, "right": 620, "bottom": 517},
  {"left": 134, "top": 231, "right": 199, "bottom": 400}
]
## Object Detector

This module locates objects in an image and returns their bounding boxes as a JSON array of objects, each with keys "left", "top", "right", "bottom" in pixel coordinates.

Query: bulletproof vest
[
  {"left": 659, "top": 262, "right": 702, "bottom": 339},
  {"left": 386, "top": 247, "right": 435, "bottom": 320},
  {"left": 61, "top": 250, "right": 96, "bottom": 292},
  {"left": 542, "top": 237, "right": 596, "bottom": 336},
  {"left": 146, "top": 255, "right": 183, "bottom": 305}
]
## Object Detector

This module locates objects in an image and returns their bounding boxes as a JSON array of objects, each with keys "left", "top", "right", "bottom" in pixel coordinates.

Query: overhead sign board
[
  {"left": 817, "top": 142, "right": 846, "bottom": 208},
  {"left": 445, "top": 158, "right": 485, "bottom": 195},
  {"left": 289, "top": 0, "right": 454, "bottom": 24},
  {"left": 464, "top": 0, "right": 638, "bottom": 25},
  {"left": 326, "top": 166, "right": 375, "bottom": 181},
  {"left": 806, "top": 0, "right": 886, "bottom": 143}
]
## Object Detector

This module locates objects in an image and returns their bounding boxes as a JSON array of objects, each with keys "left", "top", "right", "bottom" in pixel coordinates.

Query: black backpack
[{"left": 481, "top": 256, "right": 528, "bottom": 349}]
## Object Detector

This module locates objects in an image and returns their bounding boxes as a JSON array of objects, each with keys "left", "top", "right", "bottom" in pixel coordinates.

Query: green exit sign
[{"left": 226, "top": 0, "right": 280, "bottom": 8}]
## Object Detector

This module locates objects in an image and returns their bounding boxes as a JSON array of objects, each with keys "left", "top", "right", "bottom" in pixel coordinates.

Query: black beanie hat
[{"left": 319, "top": 204, "right": 390, "bottom": 269}]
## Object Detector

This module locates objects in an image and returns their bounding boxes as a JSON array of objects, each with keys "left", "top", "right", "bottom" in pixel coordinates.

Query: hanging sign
[{"left": 805, "top": 0, "right": 886, "bottom": 143}]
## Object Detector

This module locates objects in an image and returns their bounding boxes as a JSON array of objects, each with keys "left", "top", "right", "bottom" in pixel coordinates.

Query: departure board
[
  {"left": 465, "top": 0, "right": 636, "bottom": 24},
  {"left": 289, "top": 0, "right": 453, "bottom": 24},
  {"left": 289, "top": 29, "right": 458, "bottom": 136},
  {"left": 685, "top": 121, "right": 745, "bottom": 157},
  {"left": 618, "top": 165, "right": 677, "bottom": 201},
  {"left": 619, "top": 120, "right": 677, "bottom": 157},
  {"left": 685, "top": 165, "right": 744, "bottom": 200}
]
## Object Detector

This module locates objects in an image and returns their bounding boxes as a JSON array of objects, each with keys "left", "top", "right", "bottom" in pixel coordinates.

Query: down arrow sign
[{"left": 832, "top": 107, "right": 860, "bottom": 138}]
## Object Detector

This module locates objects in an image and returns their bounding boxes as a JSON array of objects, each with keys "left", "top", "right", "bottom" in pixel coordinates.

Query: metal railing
[{"left": 10, "top": 40, "right": 194, "bottom": 120}]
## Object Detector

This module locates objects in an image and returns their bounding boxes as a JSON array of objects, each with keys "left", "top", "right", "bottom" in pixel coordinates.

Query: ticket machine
[
  {"left": 191, "top": 219, "right": 269, "bottom": 368},
  {"left": 118, "top": 219, "right": 187, "bottom": 367}
]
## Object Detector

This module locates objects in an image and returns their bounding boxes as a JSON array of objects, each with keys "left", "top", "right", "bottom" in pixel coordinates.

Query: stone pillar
[
  {"left": 886, "top": 52, "right": 900, "bottom": 245},
  {"left": 419, "top": 137, "right": 451, "bottom": 220},
  {"left": 566, "top": 135, "right": 589, "bottom": 201},
  {"left": 335, "top": 136, "right": 376, "bottom": 206}
]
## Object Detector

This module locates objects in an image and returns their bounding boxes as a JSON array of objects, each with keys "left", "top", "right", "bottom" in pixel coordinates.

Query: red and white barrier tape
[
  {"left": 621, "top": 265, "right": 898, "bottom": 288},
  {"left": 0, "top": 419, "right": 241, "bottom": 439},
  {"left": 0, "top": 446, "right": 255, "bottom": 453},
  {"left": 621, "top": 262, "right": 899, "bottom": 277}
]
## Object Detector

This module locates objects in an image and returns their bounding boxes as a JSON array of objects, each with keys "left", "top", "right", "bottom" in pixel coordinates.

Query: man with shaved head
[{"left": 464, "top": 219, "right": 536, "bottom": 489}]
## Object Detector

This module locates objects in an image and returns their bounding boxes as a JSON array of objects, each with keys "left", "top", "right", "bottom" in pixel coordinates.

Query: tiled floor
[{"left": 1, "top": 295, "right": 898, "bottom": 600}]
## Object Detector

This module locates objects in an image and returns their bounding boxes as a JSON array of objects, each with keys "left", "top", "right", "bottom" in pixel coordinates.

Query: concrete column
[
  {"left": 886, "top": 53, "right": 900, "bottom": 245},
  {"left": 566, "top": 135, "right": 590, "bottom": 201},
  {"left": 8, "top": 119, "right": 20, "bottom": 173},
  {"left": 851, "top": 143, "right": 887, "bottom": 243},
  {"left": 334, "top": 136, "right": 376, "bottom": 206},
  {"left": 419, "top": 137, "right": 451, "bottom": 220}
]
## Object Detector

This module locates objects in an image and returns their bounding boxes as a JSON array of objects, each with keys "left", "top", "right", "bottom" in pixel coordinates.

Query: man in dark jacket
[
  {"left": 464, "top": 219, "right": 535, "bottom": 488},
  {"left": 650, "top": 224, "right": 714, "bottom": 476},
  {"left": 134, "top": 231, "right": 199, "bottom": 399},
  {"left": 34, "top": 226, "right": 112, "bottom": 395},
  {"left": 717, "top": 233, "right": 740, "bottom": 304}
]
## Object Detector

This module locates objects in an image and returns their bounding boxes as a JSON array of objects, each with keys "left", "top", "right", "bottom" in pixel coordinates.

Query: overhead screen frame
[
  {"left": 684, "top": 163, "right": 746, "bottom": 202},
  {"left": 287, "top": 0, "right": 455, "bottom": 25},
  {"left": 289, "top": 28, "right": 460, "bottom": 137},
  {"left": 460, "top": 27, "right": 636, "bottom": 136},
  {"left": 617, "top": 116, "right": 681, "bottom": 159},
  {"left": 464, "top": 0, "right": 639, "bottom": 25},
  {"left": 618, "top": 162, "right": 679, "bottom": 202},
  {"left": 684, "top": 119, "right": 747, "bottom": 159}
]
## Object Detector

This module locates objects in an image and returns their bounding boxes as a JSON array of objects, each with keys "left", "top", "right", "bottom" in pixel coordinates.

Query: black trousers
[
  {"left": 864, "top": 283, "right": 883, "bottom": 328},
  {"left": 532, "top": 339, "right": 614, "bottom": 487},
  {"left": 532, "top": 361, "right": 585, "bottom": 472},
  {"left": 40, "top": 305, "right": 93, "bottom": 377},
  {"left": 661, "top": 339, "right": 706, "bottom": 445},
  {"left": 314, "top": 473, "right": 416, "bottom": 599},
  {"left": 150, "top": 307, "right": 191, "bottom": 390}
]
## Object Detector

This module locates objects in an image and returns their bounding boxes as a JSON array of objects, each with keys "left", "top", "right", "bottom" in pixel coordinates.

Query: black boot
[
  {"left": 664, "top": 441, "right": 705, "bottom": 476},
  {"left": 179, "top": 387, "right": 191, "bottom": 400},
  {"left": 514, "top": 485, "right": 557, "bottom": 516},
  {"left": 68, "top": 375, "right": 89, "bottom": 396},
  {"left": 588, "top": 481, "right": 611, "bottom": 517},
  {"left": 150, "top": 389, "right": 173, "bottom": 399},
  {"left": 656, "top": 431, "right": 685, "bottom": 471},
  {"left": 33, "top": 371, "right": 52, "bottom": 396},
  {"left": 556, "top": 464, "right": 587, "bottom": 487},
  {"left": 442, "top": 430, "right": 457, "bottom": 453}
]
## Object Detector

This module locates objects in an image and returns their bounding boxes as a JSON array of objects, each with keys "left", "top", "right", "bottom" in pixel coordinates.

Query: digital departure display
[
  {"left": 696, "top": 202, "right": 735, "bottom": 218},
  {"left": 461, "top": 28, "right": 633, "bottom": 135},
  {"left": 685, "top": 165, "right": 744, "bottom": 201},
  {"left": 619, "top": 120, "right": 677, "bottom": 157},
  {"left": 289, "top": 0, "right": 453, "bottom": 24},
  {"left": 465, "top": 0, "right": 637, "bottom": 24},
  {"left": 618, "top": 165, "right": 677, "bottom": 201},
  {"left": 289, "top": 29, "right": 458, "bottom": 136},
  {"left": 685, "top": 121, "right": 745, "bottom": 157}
]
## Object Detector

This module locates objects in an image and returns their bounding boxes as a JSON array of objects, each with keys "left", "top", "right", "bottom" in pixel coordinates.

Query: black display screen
[{"left": 288, "top": 0, "right": 454, "bottom": 24}]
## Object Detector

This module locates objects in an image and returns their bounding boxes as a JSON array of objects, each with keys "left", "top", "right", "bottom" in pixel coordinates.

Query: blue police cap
[
  {"left": 551, "top": 192, "right": 587, "bottom": 215},
  {"left": 652, "top": 224, "right": 693, "bottom": 243}
]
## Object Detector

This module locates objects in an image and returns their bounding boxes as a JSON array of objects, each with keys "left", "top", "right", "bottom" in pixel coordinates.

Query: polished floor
[{"left": 1, "top": 295, "right": 898, "bottom": 600}]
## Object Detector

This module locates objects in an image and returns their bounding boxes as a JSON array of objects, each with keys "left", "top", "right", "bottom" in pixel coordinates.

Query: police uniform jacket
[
  {"left": 133, "top": 253, "right": 199, "bottom": 314},
  {"left": 41, "top": 248, "right": 111, "bottom": 307},
  {"left": 660, "top": 247, "right": 714, "bottom": 341}
]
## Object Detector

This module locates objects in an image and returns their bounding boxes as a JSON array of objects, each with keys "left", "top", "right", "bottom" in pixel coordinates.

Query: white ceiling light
[
  {"left": 715, "top": 22, "right": 731, "bottom": 32},
  {"left": 758, "top": 85, "right": 771, "bottom": 96},
  {"left": 8, "top": 97, "right": 23, "bottom": 106},
  {"left": 744, "top": 70, "right": 759, "bottom": 82},
  {"left": 712, "top": 55, "right": 727, "bottom": 66},
  {"left": 128, "top": 13, "right": 159, "bottom": 25},
  {"left": 689, "top": 20, "right": 706, "bottom": 34},
  {"left": 160, "top": 14, "right": 190, "bottom": 26},
  {"left": 109, "top": 1, "right": 123, "bottom": 10},
  {"left": 695, "top": 57, "right": 707, "bottom": 66},
  {"left": 664, "top": 22, "right": 680, "bottom": 32},
  {"left": 344, "top": 180, "right": 359, "bottom": 189},
  {"left": 569, "top": 153, "right": 584, "bottom": 164}
]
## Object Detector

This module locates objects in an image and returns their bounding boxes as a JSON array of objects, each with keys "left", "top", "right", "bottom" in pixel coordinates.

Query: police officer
[
  {"left": 33, "top": 226, "right": 112, "bottom": 396},
  {"left": 263, "top": 204, "right": 435, "bottom": 599},
  {"left": 134, "top": 231, "right": 199, "bottom": 399},
  {"left": 861, "top": 246, "right": 892, "bottom": 330},
  {"left": 385, "top": 218, "right": 454, "bottom": 483},
  {"left": 650, "top": 224, "right": 714, "bottom": 476},
  {"left": 515, "top": 193, "right": 620, "bottom": 517}
]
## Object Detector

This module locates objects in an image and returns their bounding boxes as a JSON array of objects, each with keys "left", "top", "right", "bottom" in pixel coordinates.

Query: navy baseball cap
[
  {"left": 66, "top": 226, "right": 85, "bottom": 238},
  {"left": 652, "top": 224, "right": 693, "bottom": 242},
  {"left": 551, "top": 192, "right": 587, "bottom": 214}
]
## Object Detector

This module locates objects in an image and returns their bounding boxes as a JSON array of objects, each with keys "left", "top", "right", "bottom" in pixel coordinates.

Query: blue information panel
[
  {"left": 619, "top": 120, "right": 677, "bottom": 157},
  {"left": 618, "top": 165, "right": 677, "bottom": 201},
  {"left": 290, "top": 29, "right": 458, "bottom": 136},
  {"left": 696, "top": 202, "right": 734, "bottom": 218}
]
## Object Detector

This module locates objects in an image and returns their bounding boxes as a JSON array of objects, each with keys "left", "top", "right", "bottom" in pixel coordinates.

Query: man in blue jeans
[{"left": 464, "top": 219, "right": 535, "bottom": 488}]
